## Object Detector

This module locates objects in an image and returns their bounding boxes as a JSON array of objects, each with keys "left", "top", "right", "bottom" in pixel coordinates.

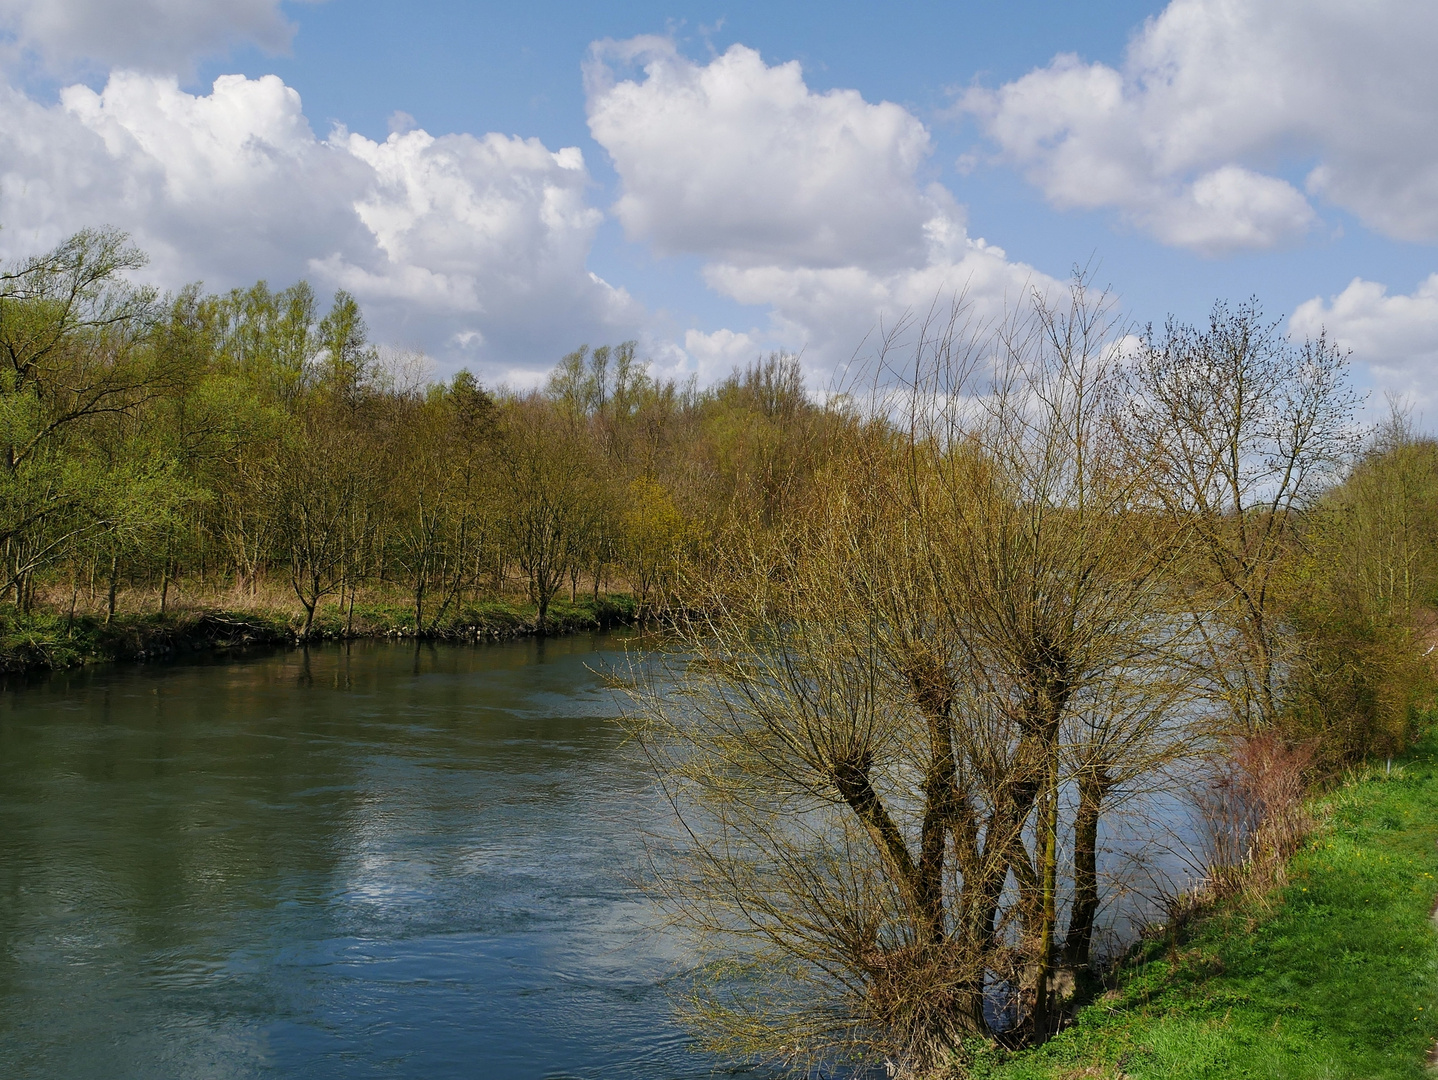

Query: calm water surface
[{"left": 0, "top": 635, "right": 721, "bottom": 1080}]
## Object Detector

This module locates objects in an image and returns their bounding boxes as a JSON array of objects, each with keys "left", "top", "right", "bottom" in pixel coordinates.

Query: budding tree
[
  {"left": 1124, "top": 301, "right": 1358, "bottom": 733},
  {"left": 628, "top": 281, "right": 1195, "bottom": 1074}
]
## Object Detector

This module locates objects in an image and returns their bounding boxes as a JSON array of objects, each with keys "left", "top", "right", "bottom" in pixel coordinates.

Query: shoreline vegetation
[
  {"left": 0, "top": 590, "right": 640, "bottom": 674},
  {"left": 618, "top": 280, "right": 1438, "bottom": 1075},
  {"left": 0, "top": 227, "right": 804, "bottom": 668},
  {"left": 964, "top": 725, "right": 1438, "bottom": 1080}
]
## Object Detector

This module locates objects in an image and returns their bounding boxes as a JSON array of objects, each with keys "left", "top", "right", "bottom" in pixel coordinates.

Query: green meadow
[{"left": 970, "top": 729, "right": 1438, "bottom": 1080}]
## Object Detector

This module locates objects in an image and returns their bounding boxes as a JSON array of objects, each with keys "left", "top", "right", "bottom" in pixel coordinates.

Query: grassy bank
[
  {"left": 0, "top": 593, "right": 639, "bottom": 673},
  {"left": 964, "top": 728, "right": 1438, "bottom": 1080}
]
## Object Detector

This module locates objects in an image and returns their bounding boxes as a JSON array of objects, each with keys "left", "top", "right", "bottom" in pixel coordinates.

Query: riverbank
[
  {"left": 958, "top": 727, "right": 1438, "bottom": 1080},
  {"left": 0, "top": 593, "right": 639, "bottom": 673}
]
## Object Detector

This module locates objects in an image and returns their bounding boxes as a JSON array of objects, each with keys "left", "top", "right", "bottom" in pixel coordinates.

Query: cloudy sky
[{"left": 1, "top": 0, "right": 1435, "bottom": 409}]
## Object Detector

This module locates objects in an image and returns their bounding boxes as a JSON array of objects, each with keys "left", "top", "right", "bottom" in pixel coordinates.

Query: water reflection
[{"left": 0, "top": 634, "right": 717, "bottom": 1080}]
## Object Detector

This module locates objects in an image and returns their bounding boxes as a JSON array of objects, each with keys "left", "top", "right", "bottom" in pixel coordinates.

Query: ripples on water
[{"left": 0, "top": 634, "right": 741, "bottom": 1080}]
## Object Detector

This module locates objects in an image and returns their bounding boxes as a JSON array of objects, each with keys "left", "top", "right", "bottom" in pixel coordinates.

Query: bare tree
[{"left": 1124, "top": 301, "right": 1359, "bottom": 733}]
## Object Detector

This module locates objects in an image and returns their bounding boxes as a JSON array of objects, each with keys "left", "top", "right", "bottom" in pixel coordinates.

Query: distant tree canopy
[{"left": 0, "top": 228, "right": 839, "bottom": 636}]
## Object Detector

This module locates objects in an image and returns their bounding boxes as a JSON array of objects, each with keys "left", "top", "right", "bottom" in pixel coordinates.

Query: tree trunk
[
  {"left": 1031, "top": 745, "right": 1060, "bottom": 1042},
  {"left": 106, "top": 554, "right": 119, "bottom": 624},
  {"left": 293, "top": 570, "right": 317, "bottom": 641},
  {"left": 1064, "top": 772, "right": 1106, "bottom": 968}
]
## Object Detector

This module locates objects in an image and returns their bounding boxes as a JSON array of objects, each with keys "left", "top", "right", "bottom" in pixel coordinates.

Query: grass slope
[{"left": 969, "top": 731, "right": 1438, "bottom": 1080}]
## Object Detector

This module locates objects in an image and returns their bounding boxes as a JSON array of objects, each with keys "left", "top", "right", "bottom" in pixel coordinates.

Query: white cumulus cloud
[
  {"left": 963, "top": 0, "right": 1438, "bottom": 253},
  {"left": 587, "top": 37, "right": 1056, "bottom": 373},
  {"left": 0, "top": 68, "right": 640, "bottom": 377},
  {"left": 587, "top": 37, "right": 941, "bottom": 271},
  {"left": 703, "top": 237, "right": 1050, "bottom": 370},
  {"left": 318, "top": 126, "right": 637, "bottom": 362},
  {"left": 1291, "top": 276, "right": 1438, "bottom": 412}
]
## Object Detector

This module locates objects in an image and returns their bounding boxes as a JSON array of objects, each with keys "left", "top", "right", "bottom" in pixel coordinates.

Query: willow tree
[{"left": 629, "top": 283, "right": 1195, "bottom": 1074}]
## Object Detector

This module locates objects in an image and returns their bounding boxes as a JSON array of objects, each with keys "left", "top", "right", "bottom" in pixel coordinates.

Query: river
[
  {"left": 0, "top": 634, "right": 727, "bottom": 1080},
  {"left": 0, "top": 631, "right": 1206, "bottom": 1078}
]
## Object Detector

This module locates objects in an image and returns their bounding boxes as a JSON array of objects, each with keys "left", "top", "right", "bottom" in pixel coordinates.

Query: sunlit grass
[{"left": 969, "top": 728, "right": 1438, "bottom": 1080}]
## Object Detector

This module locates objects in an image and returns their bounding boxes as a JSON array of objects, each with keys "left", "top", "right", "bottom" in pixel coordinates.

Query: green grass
[
  {"left": 308, "top": 592, "right": 639, "bottom": 638},
  {"left": 967, "top": 731, "right": 1438, "bottom": 1080}
]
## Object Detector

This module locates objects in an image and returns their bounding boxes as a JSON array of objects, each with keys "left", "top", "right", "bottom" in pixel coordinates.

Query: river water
[
  {"left": 0, "top": 633, "right": 1204, "bottom": 1078},
  {"left": 0, "top": 635, "right": 725, "bottom": 1080}
]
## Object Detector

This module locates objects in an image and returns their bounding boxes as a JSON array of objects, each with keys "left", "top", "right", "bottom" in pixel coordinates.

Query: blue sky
[{"left": 1, "top": 0, "right": 1435, "bottom": 412}]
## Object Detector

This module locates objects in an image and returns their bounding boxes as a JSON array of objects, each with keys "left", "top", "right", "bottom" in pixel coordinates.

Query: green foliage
[
  {"left": 317, "top": 288, "right": 376, "bottom": 404},
  {"left": 620, "top": 476, "right": 698, "bottom": 608},
  {"left": 6, "top": 226, "right": 1429, "bottom": 781},
  {"left": 0, "top": 607, "right": 292, "bottom": 672},
  {"left": 547, "top": 340, "right": 654, "bottom": 420},
  {"left": 1283, "top": 418, "right": 1438, "bottom": 763},
  {"left": 0, "top": 227, "right": 178, "bottom": 611},
  {"left": 0, "top": 229, "right": 794, "bottom": 657},
  {"left": 4, "top": 227, "right": 1438, "bottom": 1074}
]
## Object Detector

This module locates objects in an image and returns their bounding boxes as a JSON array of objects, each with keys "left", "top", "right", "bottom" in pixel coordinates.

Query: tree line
[{"left": 0, "top": 228, "right": 828, "bottom": 637}]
